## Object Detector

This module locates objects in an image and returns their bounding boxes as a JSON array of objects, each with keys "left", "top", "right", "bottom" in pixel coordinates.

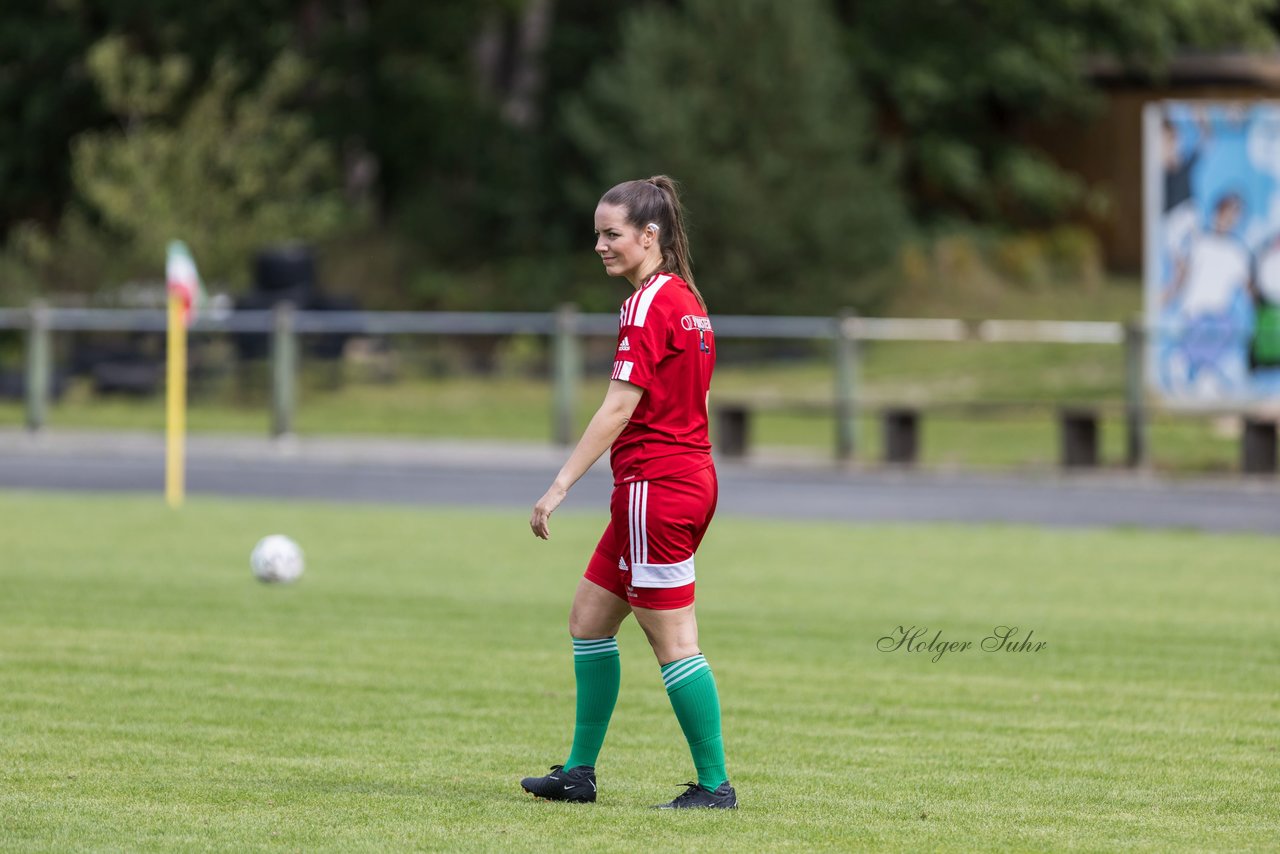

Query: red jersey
[{"left": 608, "top": 272, "right": 716, "bottom": 485}]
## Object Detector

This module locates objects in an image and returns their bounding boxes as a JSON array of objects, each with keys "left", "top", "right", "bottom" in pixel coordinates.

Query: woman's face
[{"left": 594, "top": 203, "right": 654, "bottom": 283}]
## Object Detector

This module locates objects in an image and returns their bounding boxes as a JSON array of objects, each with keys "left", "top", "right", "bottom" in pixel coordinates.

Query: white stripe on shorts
[
  {"left": 640, "top": 481, "right": 649, "bottom": 565},
  {"left": 628, "top": 481, "right": 649, "bottom": 568},
  {"left": 630, "top": 556, "right": 695, "bottom": 588}
]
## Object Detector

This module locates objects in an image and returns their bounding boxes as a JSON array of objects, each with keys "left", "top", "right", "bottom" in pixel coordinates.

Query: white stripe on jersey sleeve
[
  {"left": 611, "top": 360, "right": 634, "bottom": 382},
  {"left": 631, "top": 276, "right": 670, "bottom": 327}
]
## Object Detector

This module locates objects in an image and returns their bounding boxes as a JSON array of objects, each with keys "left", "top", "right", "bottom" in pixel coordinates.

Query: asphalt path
[{"left": 1, "top": 430, "right": 1277, "bottom": 534}]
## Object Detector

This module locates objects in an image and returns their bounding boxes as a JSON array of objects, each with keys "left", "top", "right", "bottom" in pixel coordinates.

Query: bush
[
  {"left": 5, "top": 39, "right": 350, "bottom": 297},
  {"left": 1044, "top": 226, "right": 1103, "bottom": 290},
  {"left": 991, "top": 233, "right": 1051, "bottom": 290}
]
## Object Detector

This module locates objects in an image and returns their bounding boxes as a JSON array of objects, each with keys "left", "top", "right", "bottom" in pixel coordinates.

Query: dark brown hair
[{"left": 599, "top": 175, "right": 706, "bottom": 311}]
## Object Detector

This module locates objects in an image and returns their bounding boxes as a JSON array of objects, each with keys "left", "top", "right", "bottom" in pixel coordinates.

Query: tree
[
  {"left": 839, "top": 0, "right": 1278, "bottom": 225},
  {"left": 0, "top": 2, "right": 104, "bottom": 233},
  {"left": 564, "top": 0, "right": 906, "bottom": 314},
  {"left": 305, "top": 0, "right": 522, "bottom": 257},
  {"left": 67, "top": 37, "right": 347, "bottom": 286},
  {"left": 0, "top": 0, "right": 297, "bottom": 239}
]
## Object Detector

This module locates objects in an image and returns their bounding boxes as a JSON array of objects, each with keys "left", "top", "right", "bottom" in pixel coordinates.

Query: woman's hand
[{"left": 530, "top": 483, "right": 568, "bottom": 539}]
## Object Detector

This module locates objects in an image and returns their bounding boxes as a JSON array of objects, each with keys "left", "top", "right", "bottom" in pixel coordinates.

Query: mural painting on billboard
[{"left": 1145, "top": 101, "right": 1280, "bottom": 404}]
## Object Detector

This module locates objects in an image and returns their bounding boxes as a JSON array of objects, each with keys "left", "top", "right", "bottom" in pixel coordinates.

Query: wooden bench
[
  {"left": 876, "top": 404, "right": 1119, "bottom": 468},
  {"left": 712, "top": 400, "right": 1280, "bottom": 473}
]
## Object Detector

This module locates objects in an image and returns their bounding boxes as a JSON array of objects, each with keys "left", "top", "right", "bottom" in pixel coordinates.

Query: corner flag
[
  {"left": 166, "top": 240, "right": 204, "bottom": 326},
  {"left": 165, "top": 241, "right": 202, "bottom": 507}
]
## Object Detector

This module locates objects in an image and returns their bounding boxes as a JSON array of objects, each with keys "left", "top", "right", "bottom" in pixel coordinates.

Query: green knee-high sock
[
  {"left": 661, "top": 654, "right": 728, "bottom": 791},
  {"left": 563, "top": 637, "right": 620, "bottom": 770}
]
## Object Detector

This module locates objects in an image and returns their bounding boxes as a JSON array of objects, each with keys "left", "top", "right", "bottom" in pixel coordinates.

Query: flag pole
[{"left": 165, "top": 291, "right": 187, "bottom": 508}]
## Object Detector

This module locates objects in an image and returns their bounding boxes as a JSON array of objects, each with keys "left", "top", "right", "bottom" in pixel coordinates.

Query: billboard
[{"left": 1144, "top": 101, "right": 1280, "bottom": 404}]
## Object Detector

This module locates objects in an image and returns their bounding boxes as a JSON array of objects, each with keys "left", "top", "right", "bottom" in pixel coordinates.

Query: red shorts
[{"left": 584, "top": 465, "right": 718, "bottom": 610}]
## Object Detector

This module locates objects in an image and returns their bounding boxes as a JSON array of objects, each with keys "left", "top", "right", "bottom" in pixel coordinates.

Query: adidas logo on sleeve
[{"left": 618, "top": 336, "right": 631, "bottom": 352}]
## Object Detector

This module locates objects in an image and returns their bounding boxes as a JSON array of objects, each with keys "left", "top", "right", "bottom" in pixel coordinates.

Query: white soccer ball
[{"left": 250, "top": 535, "right": 305, "bottom": 584}]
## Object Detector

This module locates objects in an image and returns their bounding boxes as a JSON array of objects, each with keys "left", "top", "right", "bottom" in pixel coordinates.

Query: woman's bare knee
[
  {"left": 632, "top": 604, "right": 700, "bottom": 665},
  {"left": 568, "top": 577, "right": 631, "bottom": 638}
]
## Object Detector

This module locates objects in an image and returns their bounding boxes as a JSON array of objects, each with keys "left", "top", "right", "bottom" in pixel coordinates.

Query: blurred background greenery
[
  {"left": 2, "top": 0, "right": 1276, "bottom": 314},
  {"left": 2, "top": 0, "right": 1277, "bottom": 471}
]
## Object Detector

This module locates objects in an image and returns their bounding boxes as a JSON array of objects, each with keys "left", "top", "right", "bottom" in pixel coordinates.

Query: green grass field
[{"left": 2, "top": 491, "right": 1276, "bottom": 851}]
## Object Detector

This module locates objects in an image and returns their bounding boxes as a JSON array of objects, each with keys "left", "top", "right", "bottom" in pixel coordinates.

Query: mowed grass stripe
[{"left": 0, "top": 490, "right": 1276, "bottom": 852}]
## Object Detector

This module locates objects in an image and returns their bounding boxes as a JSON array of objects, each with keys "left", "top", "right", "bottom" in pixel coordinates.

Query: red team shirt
[
  {"left": 585, "top": 270, "right": 715, "bottom": 608},
  {"left": 608, "top": 272, "right": 716, "bottom": 484}
]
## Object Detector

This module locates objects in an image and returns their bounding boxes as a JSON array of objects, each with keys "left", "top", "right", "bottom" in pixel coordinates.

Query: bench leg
[
  {"left": 716, "top": 406, "right": 749, "bottom": 459},
  {"left": 1241, "top": 418, "right": 1278, "bottom": 474},
  {"left": 882, "top": 408, "right": 919, "bottom": 465},
  {"left": 1060, "top": 409, "right": 1100, "bottom": 469}
]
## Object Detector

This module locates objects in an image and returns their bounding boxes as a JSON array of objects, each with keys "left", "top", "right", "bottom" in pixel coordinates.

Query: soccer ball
[{"left": 250, "top": 535, "right": 305, "bottom": 584}]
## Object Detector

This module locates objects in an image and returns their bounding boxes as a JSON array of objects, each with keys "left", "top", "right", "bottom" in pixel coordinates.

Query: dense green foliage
[
  {"left": 0, "top": 0, "right": 1276, "bottom": 309},
  {"left": 0, "top": 0, "right": 295, "bottom": 238},
  {"left": 567, "top": 0, "right": 905, "bottom": 314},
  {"left": 842, "top": 0, "right": 1278, "bottom": 224},
  {"left": 2, "top": 493, "right": 1276, "bottom": 850},
  {"left": 75, "top": 40, "right": 346, "bottom": 284}
]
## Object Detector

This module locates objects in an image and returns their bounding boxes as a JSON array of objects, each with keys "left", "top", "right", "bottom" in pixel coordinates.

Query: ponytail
[{"left": 600, "top": 174, "right": 707, "bottom": 311}]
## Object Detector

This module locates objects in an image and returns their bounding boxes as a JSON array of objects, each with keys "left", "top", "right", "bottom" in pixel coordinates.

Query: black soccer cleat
[
  {"left": 520, "top": 764, "right": 597, "bottom": 803},
  {"left": 652, "top": 781, "right": 738, "bottom": 809}
]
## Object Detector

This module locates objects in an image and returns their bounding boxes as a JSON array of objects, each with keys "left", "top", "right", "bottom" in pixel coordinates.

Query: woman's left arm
[{"left": 530, "top": 380, "right": 644, "bottom": 539}]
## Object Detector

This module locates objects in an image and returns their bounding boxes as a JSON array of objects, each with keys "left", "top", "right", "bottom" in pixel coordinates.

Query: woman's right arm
[{"left": 530, "top": 380, "right": 644, "bottom": 539}]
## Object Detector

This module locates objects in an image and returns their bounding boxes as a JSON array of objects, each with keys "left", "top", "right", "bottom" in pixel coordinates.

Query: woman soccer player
[{"left": 522, "top": 176, "right": 735, "bottom": 810}]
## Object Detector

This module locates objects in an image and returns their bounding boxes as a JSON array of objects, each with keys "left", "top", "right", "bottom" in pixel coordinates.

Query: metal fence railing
[
  {"left": 0, "top": 302, "right": 1160, "bottom": 466},
  {"left": 0, "top": 305, "right": 1129, "bottom": 340}
]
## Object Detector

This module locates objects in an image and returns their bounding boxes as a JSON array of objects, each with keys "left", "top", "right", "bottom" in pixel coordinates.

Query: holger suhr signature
[{"left": 877, "top": 625, "right": 1047, "bottom": 663}]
